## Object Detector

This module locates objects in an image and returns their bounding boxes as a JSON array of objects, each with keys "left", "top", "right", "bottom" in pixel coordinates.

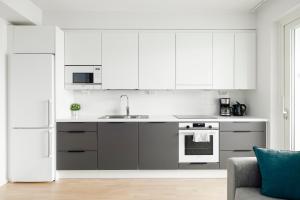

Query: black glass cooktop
[{"left": 174, "top": 115, "right": 218, "bottom": 119}]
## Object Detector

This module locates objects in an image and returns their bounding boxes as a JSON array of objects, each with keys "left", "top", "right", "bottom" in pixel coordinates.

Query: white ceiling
[{"left": 31, "top": 0, "right": 263, "bottom": 14}]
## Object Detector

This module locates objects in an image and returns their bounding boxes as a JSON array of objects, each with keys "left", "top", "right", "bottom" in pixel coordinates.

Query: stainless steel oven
[{"left": 179, "top": 122, "right": 219, "bottom": 163}]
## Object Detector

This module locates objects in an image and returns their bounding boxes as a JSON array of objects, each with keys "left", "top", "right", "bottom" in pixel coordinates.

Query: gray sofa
[{"left": 227, "top": 157, "right": 285, "bottom": 200}]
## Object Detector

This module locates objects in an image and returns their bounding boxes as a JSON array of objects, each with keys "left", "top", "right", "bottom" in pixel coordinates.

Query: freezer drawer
[
  {"left": 220, "top": 131, "right": 266, "bottom": 150},
  {"left": 220, "top": 122, "right": 265, "bottom": 132},
  {"left": 220, "top": 150, "right": 255, "bottom": 169},
  {"left": 57, "top": 131, "right": 97, "bottom": 151},
  {"left": 57, "top": 122, "right": 97, "bottom": 132},
  {"left": 57, "top": 151, "right": 97, "bottom": 170}
]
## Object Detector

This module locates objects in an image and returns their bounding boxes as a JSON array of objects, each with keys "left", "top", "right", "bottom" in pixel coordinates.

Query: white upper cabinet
[
  {"left": 64, "top": 30, "right": 102, "bottom": 65},
  {"left": 139, "top": 32, "right": 175, "bottom": 89},
  {"left": 12, "top": 26, "right": 56, "bottom": 53},
  {"left": 234, "top": 32, "right": 256, "bottom": 89},
  {"left": 176, "top": 32, "right": 213, "bottom": 89},
  {"left": 213, "top": 32, "right": 234, "bottom": 89},
  {"left": 102, "top": 31, "right": 139, "bottom": 89}
]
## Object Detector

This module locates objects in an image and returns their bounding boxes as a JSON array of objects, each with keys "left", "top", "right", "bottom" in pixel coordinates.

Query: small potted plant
[{"left": 70, "top": 103, "right": 81, "bottom": 119}]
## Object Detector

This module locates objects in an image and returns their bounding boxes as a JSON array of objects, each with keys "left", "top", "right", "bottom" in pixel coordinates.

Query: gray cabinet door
[
  {"left": 220, "top": 131, "right": 266, "bottom": 150},
  {"left": 220, "top": 150, "right": 254, "bottom": 169},
  {"left": 139, "top": 122, "right": 178, "bottom": 169},
  {"left": 98, "top": 122, "right": 138, "bottom": 170}
]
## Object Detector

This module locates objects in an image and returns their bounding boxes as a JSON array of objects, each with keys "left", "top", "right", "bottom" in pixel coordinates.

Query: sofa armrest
[{"left": 227, "top": 157, "right": 261, "bottom": 200}]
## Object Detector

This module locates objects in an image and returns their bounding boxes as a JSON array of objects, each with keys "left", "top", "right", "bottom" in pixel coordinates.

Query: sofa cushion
[
  {"left": 253, "top": 147, "right": 300, "bottom": 200},
  {"left": 235, "top": 188, "right": 286, "bottom": 200}
]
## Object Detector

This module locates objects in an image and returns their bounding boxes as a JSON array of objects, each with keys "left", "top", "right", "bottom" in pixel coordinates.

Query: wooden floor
[{"left": 0, "top": 179, "right": 227, "bottom": 200}]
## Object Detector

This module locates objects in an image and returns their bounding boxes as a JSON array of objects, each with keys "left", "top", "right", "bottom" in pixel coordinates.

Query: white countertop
[{"left": 56, "top": 115, "right": 268, "bottom": 122}]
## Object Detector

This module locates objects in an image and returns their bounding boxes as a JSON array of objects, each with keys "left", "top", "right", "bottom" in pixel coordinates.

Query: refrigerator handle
[
  {"left": 47, "top": 99, "right": 53, "bottom": 127},
  {"left": 48, "top": 129, "right": 52, "bottom": 158}
]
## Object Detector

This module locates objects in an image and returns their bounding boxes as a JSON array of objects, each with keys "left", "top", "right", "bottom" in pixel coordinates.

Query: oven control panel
[{"left": 179, "top": 122, "right": 219, "bottom": 130}]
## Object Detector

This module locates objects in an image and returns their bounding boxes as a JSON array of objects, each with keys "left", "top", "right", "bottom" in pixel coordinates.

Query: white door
[
  {"left": 9, "top": 54, "right": 54, "bottom": 128},
  {"left": 213, "top": 32, "right": 234, "bottom": 89},
  {"left": 176, "top": 32, "right": 213, "bottom": 89},
  {"left": 102, "top": 31, "right": 139, "bottom": 89},
  {"left": 65, "top": 30, "right": 102, "bottom": 65},
  {"left": 12, "top": 26, "right": 55, "bottom": 53},
  {"left": 139, "top": 32, "right": 175, "bottom": 89},
  {"left": 9, "top": 129, "right": 53, "bottom": 182},
  {"left": 284, "top": 19, "right": 300, "bottom": 150},
  {"left": 234, "top": 32, "right": 256, "bottom": 89}
]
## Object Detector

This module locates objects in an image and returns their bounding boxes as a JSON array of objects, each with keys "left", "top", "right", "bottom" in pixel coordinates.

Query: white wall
[
  {"left": 70, "top": 90, "right": 247, "bottom": 117},
  {"left": 0, "top": 17, "right": 7, "bottom": 186},
  {"left": 247, "top": 0, "right": 300, "bottom": 149},
  {"left": 42, "top": 11, "right": 256, "bottom": 29}
]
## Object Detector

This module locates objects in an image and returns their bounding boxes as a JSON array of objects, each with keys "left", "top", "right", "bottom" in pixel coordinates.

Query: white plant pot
[{"left": 71, "top": 111, "right": 79, "bottom": 119}]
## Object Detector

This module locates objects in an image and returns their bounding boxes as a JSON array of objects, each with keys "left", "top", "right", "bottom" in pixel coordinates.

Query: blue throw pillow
[{"left": 253, "top": 146, "right": 300, "bottom": 200}]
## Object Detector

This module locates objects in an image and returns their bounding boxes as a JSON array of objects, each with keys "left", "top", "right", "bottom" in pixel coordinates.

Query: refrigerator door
[
  {"left": 9, "top": 54, "right": 54, "bottom": 128},
  {"left": 9, "top": 128, "right": 54, "bottom": 182}
]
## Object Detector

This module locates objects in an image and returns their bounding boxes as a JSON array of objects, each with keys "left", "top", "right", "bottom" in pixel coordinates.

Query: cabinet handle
[
  {"left": 232, "top": 131, "right": 252, "bottom": 133},
  {"left": 233, "top": 150, "right": 252, "bottom": 152},
  {"left": 189, "top": 162, "right": 208, "bottom": 165},
  {"left": 67, "top": 150, "right": 86, "bottom": 153},
  {"left": 67, "top": 131, "right": 86, "bottom": 133},
  {"left": 48, "top": 130, "right": 52, "bottom": 158}
]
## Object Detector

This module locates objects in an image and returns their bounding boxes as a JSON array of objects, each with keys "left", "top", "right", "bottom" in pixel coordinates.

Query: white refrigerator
[{"left": 9, "top": 54, "right": 56, "bottom": 182}]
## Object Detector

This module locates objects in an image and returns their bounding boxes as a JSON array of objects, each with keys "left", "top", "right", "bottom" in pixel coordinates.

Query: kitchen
[{"left": 0, "top": 0, "right": 299, "bottom": 200}]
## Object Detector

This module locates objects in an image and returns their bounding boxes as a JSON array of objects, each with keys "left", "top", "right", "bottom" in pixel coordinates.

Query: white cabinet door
[
  {"left": 64, "top": 30, "right": 102, "bottom": 65},
  {"left": 234, "top": 32, "right": 256, "bottom": 89},
  {"left": 139, "top": 32, "right": 175, "bottom": 89},
  {"left": 12, "top": 26, "right": 56, "bottom": 53},
  {"left": 176, "top": 32, "right": 213, "bottom": 89},
  {"left": 9, "top": 129, "right": 54, "bottom": 182},
  {"left": 102, "top": 31, "right": 138, "bottom": 89},
  {"left": 213, "top": 32, "right": 234, "bottom": 89}
]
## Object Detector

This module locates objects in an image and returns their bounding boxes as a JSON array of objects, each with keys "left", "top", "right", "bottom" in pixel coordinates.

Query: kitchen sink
[{"left": 99, "top": 115, "right": 149, "bottom": 119}]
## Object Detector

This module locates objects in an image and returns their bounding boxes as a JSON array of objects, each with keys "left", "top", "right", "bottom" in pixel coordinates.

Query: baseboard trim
[{"left": 56, "top": 170, "right": 227, "bottom": 179}]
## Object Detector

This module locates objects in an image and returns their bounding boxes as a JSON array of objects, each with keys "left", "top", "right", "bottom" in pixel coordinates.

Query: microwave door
[{"left": 73, "top": 73, "right": 94, "bottom": 84}]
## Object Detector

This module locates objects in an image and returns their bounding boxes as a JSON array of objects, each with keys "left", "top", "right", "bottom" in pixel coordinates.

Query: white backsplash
[{"left": 69, "top": 90, "right": 248, "bottom": 117}]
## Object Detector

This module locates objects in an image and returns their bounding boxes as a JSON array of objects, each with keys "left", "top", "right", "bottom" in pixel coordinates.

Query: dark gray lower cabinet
[
  {"left": 56, "top": 122, "right": 98, "bottom": 170},
  {"left": 219, "top": 150, "right": 254, "bottom": 169},
  {"left": 57, "top": 151, "right": 98, "bottom": 170},
  {"left": 98, "top": 123, "right": 138, "bottom": 170},
  {"left": 139, "top": 122, "right": 178, "bottom": 169},
  {"left": 219, "top": 122, "right": 266, "bottom": 169}
]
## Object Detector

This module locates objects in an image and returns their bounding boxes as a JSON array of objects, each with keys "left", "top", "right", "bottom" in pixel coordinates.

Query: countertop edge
[{"left": 56, "top": 116, "right": 269, "bottom": 123}]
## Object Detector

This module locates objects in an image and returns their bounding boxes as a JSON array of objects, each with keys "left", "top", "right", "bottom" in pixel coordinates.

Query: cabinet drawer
[
  {"left": 220, "top": 122, "right": 265, "bottom": 132},
  {"left": 57, "top": 131, "right": 97, "bottom": 151},
  {"left": 57, "top": 151, "right": 97, "bottom": 170},
  {"left": 57, "top": 122, "right": 97, "bottom": 132},
  {"left": 220, "top": 150, "right": 254, "bottom": 169},
  {"left": 179, "top": 163, "right": 219, "bottom": 169},
  {"left": 220, "top": 131, "right": 266, "bottom": 150}
]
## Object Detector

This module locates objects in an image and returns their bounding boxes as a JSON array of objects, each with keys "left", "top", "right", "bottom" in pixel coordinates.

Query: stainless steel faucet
[{"left": 120, "top": 95, "right": 130, "bottom": 116}]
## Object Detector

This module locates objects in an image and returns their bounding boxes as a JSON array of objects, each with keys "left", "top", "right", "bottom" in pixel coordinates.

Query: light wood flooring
[{"left": 0, "top": 179, "right": 227, "bottom": 200}]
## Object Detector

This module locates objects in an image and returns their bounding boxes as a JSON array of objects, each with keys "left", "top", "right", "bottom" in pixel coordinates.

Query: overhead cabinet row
[
  {"left": 12, "top": 28, "right": 256, "bottom": 90},
  {"left": 65, "top": 30, "right": 256, "bottom": 90}
]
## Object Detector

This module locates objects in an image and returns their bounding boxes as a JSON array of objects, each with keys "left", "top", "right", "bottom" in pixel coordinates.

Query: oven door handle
[{"left": 179, "top": 130, "right": 218, "bottom": 135}]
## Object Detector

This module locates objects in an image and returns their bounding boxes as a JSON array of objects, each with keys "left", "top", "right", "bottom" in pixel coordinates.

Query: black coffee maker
[
  {"left": 219, "top": 98, "right": 231, "bottom": 116},
  {"left": 232, "top": 101, "right": 247, "bottom": 116}
]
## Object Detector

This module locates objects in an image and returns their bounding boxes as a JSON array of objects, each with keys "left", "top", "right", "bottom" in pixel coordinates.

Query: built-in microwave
[{"left": 65, "top": 66, "right": 102, "bottom": 89}]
